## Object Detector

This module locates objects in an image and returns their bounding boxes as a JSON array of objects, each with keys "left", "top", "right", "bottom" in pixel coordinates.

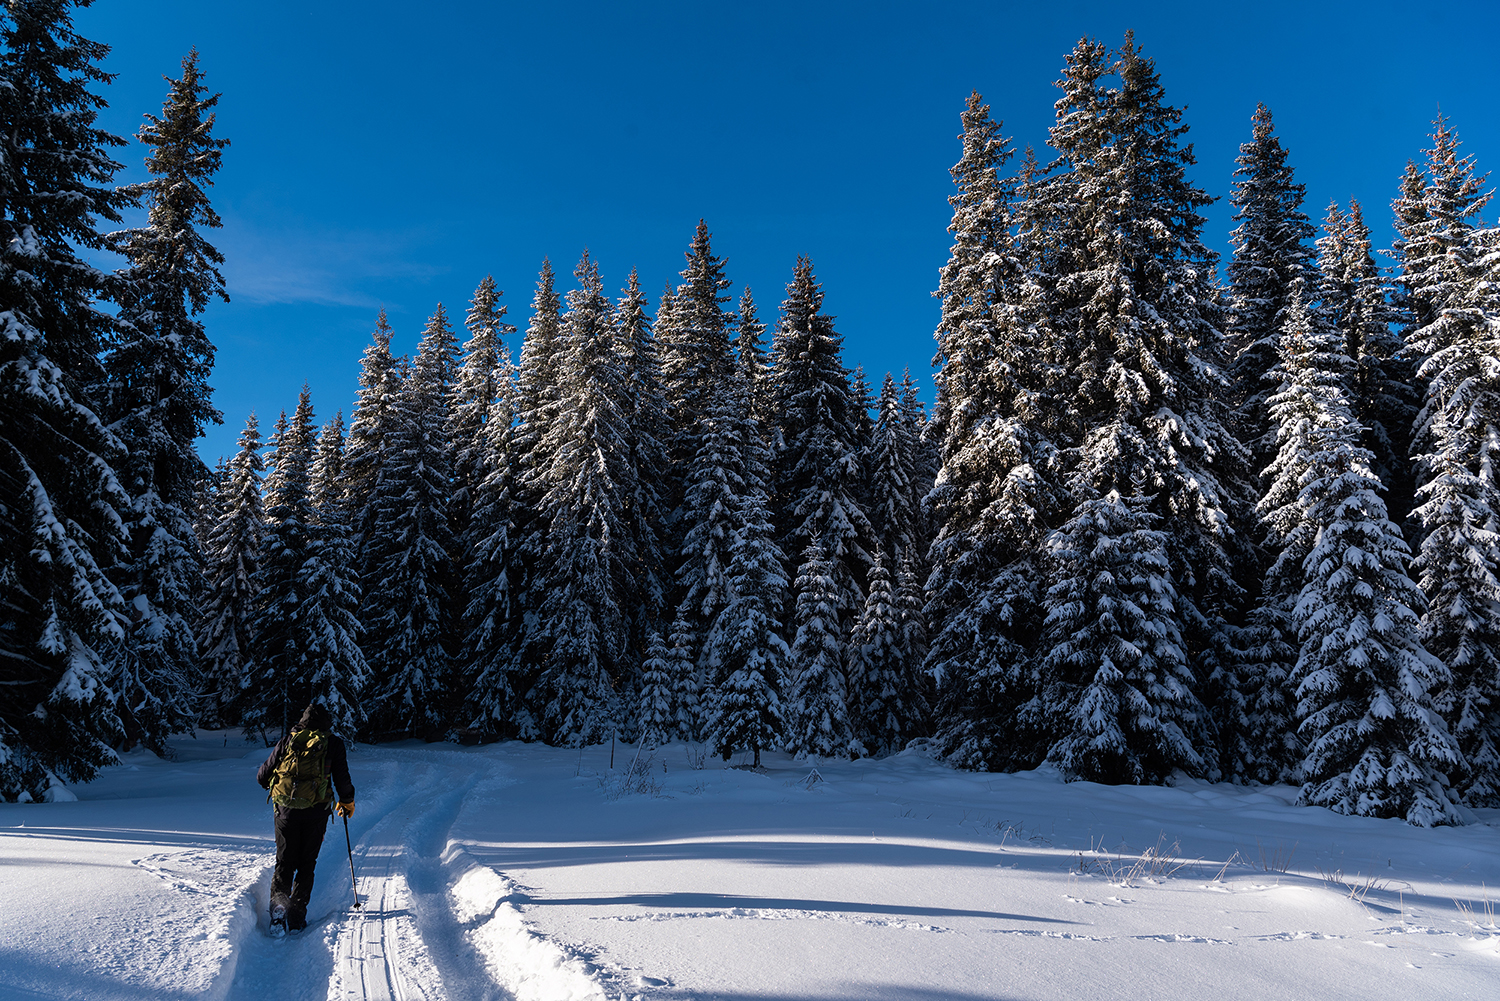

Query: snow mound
[{"left": 446, "top": 847, "right": 607, "bottom": 1001}]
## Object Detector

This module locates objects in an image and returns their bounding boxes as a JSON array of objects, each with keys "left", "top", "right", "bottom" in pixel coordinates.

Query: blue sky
[{"left": 74, "top": 0, "right": 1498, "bottom": 462}]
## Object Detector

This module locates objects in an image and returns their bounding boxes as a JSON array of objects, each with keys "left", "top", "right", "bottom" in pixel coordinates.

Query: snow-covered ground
[{"left": 2, "top": 735, "right": 1497, "bottom": 1001}]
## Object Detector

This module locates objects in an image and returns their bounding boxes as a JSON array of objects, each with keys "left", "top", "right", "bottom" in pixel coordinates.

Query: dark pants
[{"left": 271, "top": 804, "right": 330, "bottom": 924}]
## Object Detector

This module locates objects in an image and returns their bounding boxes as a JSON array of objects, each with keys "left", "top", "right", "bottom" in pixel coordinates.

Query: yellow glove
[{"left": 335, "top": 800, "right": 355, "bottom": 819}]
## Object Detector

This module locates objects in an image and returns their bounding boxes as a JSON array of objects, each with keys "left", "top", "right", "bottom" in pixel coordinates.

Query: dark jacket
[{"left": 257, "top": 728, "right": 355, "bottom": 805}]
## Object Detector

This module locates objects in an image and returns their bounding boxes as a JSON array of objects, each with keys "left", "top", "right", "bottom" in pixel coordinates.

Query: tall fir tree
[
  {"left": 344, "top": 309, "right": 404, "bottom": 570},
  {"left": 507, "top": 261, "right": 565, "bottom": 737},
  {"left": 524, "top": 252, "right": 638, "bottom": 744},
  {"left": 1290, "top": 351, "right": 1462, "bottom": 826},
  {"left": 457, "top": 286, "right": 520, "bottom": 736},
  {"left": 613, "top": 268, "right": 668, "bottom": 672},
  {"left": 242, "top": 398, "right": 314, "bottom": 737},
  {"left": 925, "top": 91, "right": 1058, "bottom": 771},
  {"left": 1317, "top": 201, "right": 1416, "bottom": 524},
  {"left": 1404, "top": 122, "right": 1500, "bottom": 806},
  {"left": 867, "top": 373, "right": 919, "bottom": 565},
  {"left": 449, "top": 276, "right": 514, "bottom": 547},
  {"left": 0, "top": 0, "right": 132, "bottom": 798},
  {"left": 770, "top": 257, "right": 874, "bottom": 627},
  {"left": 1036, "top": 34, "right": 1248, "bottom": 782},
  {"left": 665, "top": 608, "right": 701, "bottom": 742},
  {"left": 734, "top": 286, "right": 771, "bottom": 428},
  {"left": 363, "top": 306, "right": 458, "bottom": 736},
  {"left": 1243, "top": 285, "right": 1345, "bottom": 783},
  {"left": 301, "top": 410, "right": 366, "bottom": 736},
  {"left": 197, "top": 414, "right": 264, "bottom": 729},
  {"left": 849, "top": 548, "right": 926, "bottom": 755},
  {"left": 101, "top": 48, "right": 230, "bottom": 752},
  {"left": 1225, "top": 103, "right": 1317, "bottom": 475},
  {"left": 704, "top": 470, "right": 789, "bottom": 768},
  {"left": 785, "top": 538, "right": 858, "bottom": 758}
]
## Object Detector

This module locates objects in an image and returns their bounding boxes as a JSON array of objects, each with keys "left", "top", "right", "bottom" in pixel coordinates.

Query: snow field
[{"left": 1, "top": 733, "right": 1497, "bottom": 1000}]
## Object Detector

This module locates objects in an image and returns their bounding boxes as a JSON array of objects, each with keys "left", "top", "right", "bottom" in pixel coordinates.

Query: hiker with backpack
[{"left": 256, "top": 703, "right": 355, "bottom": 931}]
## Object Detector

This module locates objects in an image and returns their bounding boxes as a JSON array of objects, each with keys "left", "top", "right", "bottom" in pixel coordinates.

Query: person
[{"left": 256, "top": 703, "right": 356, "bottom": 930}]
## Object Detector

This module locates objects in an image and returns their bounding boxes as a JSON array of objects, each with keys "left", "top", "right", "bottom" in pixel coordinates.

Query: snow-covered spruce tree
[
  {"left": 1036, "top": 35, "right": 1250, "bottom": 782},
  {"left": 1405, "top": 145, "right": 1500, "bottom": 806},
  {"left": 1399, "top": 117, "right": 1490, "bottom": 379},
  {"left": 1291, "top": 367, "right": 1462, "bottom": 826},
  {"left": 363, "top": 305, "right": 458, "bottom": 737},
  {"left": 924, "top": 91, "right": 1058, "bottom": 771},
  {"left": 1040, "top": 492, "right": 1203, "bottom": 783},
  {"left": 197, "top": 414, "right": 264, "bottom": 728},
  {"left": 1243, "top": 285, "right": 1347, "bottom": 783},
  {"left": 101, "top": 48, "right": 231, "bottom": 752},
  {"left": 241, "top": 401, "right": 312, "bottom": 737},
  {"left": 785, "top": 538, "right": 858, "bottom": 758},
  {"left": 1225, "top": 103, "right": 1317, "bottom": 475},
  {"left": 613, "top": 268, "right": 668, "bottom": 668},
  {"left": 656, "top": 222, "right": 737, "bottom": 616},
  {"left": 449, "top": 275, "right": 514, "bottom": 548},
  {"left": 524, "top": 253, "right": 638, "bottom": 745},
  {"left": 657, "top": 220, "right": 736, "bottom": 461},
  {"left": 637, "top": 628, "right": 673, "bottom": 747},
  {"left": 1317, "top": 200, "right": 1416, "bottom": 525},
  {"left": 0, "top": 0, "right": 133, "bottom": 799},
  {"left": 456, "top": 287, "right": 520, "bottom": 737},
  {"left": 665, "top": 608, "right": 701, "bottom": 742},
  {"left": 676, "top": 372, "right": 757, "bottom": 665},
  {"left": 344, "top": 309, "right": 404, "bottom": 569},
  {"left": 867, "top": 373, "right": 918, "bottom": 567},
  {"left": 898, "top": 368, "right": 939, "bottom": 554},
  {"left": 770, "top": 257, "right": 874, "bottom": 627},
  {"left": 506, "top": 261, "right": 565, "bottom": 737},
  {"left": 704, "top": 456, "right": 788, "bottom": 767},
  {"left": 895, "top": 547, "right": 931, "bottom": 717},
  {"left": 300, "top": 410, "right": 366, "bottom": 736},
  {"left": 735, "top": 286, "right": 771, "bottom": 429},
  {"left": 848, "top": 548, "right": 926, "bottom": 756}
]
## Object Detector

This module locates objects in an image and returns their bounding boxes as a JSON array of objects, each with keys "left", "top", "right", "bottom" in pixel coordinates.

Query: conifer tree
[
  {"left": 785, "top": 538, "right": 858, "bottom": 758},
  {"left": 102, "top": 49, "right": 231, "bottom": 751},
  {"left": 924, "top": 91, "right": 1057, "bottom": 771},
  {"left": 735, "top": 286, "right": 770, "bottom": 427},
  {"left": 1291, "top": 361, "right": 1462, "bottom": 826},
  {"left": 637, "top": 628, "right": 673, "bottom": 747},
  {"left": 1036, "top": 35, "right": 1247, "bottom": 781},
  {"left": 198, "top": 414, "right": 264, "bottom": 729},
  {"left": 344, "top": 309, "right": 403, "bottom": 566},
  {"left": 613, "top": 268, "right": 668, "bottom": 666},
  {"left": 867, "top": 373, "right": 918, "bottom": 564},
  {"left": 898, "top": 369, "right": 938, "bottom": 552},
  {"left": 363, "top": 306, "right": 458, "bottom": 736},
  {"left": 1041, "top": 492, "right": 1203, "bottom": 783},
  {"left": 1226, "top": 103, "right": 1316, "bottom": 472},
  {"left": 657, "top": 221, "right": 736, "bottom": 453},
  {"left": 457, "top": 292, "right": 520, "bottom": 736},
  {"left": 849, "top": 548, "right": 925, "bottom": 755},
  {"left": 1404, "top": 123, "right": 1500, "bottom": 806},
  {"left": 771, "top": 257, "right": 874, "bottom": 623},
  {"left": 449, "top": 276, "right": 514, "bottom": 546},
  {"left": 507, "top": 261, "right": 565, "bottom": 729},
  {"left": 1317, "top": 201, "right": 1415, "bottom": 522},
  {"left": 1, "top": 0, "right": 131, "bottom": 798},
  {"left": 243, "top": 399, "right": 315, "bottom": 737},
  {"left": 665, "top": 608, "right": 701, "bottom": 742},
  {"left": 1243, "top": 285, "right": 1345, "bottom": 783},
  {"left": 704, "top": 463, "right": 788, "bottom": 767},
  {"left": 525, "top": 253, "right": 637, "bottom": 744}
]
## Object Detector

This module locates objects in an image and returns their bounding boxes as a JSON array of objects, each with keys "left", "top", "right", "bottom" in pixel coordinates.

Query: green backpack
[{"left": 269, "top": 728, "right": 333, "bottom": 809}]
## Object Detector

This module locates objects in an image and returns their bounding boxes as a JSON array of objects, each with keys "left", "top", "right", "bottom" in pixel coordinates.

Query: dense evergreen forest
[{"left": 3, "top": 4, "right": 1497, "bottom": 826}]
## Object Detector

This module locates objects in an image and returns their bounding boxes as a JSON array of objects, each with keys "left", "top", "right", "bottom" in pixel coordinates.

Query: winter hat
[{"left": 298, "top": 703, "right": 333, "bottom": 730}]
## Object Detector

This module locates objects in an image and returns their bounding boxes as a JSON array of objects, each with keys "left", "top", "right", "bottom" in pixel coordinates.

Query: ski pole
[{"left": 343, "top": 814, "right": 361, "bottom": 909}]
